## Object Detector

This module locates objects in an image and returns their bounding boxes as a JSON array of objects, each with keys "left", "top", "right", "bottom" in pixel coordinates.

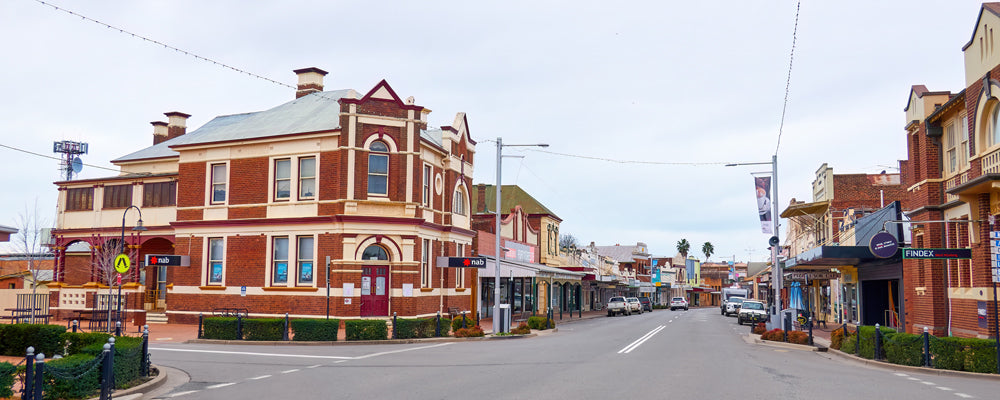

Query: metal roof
[{"left": 114, "top": 89, "right": 357, "bottom": 163}]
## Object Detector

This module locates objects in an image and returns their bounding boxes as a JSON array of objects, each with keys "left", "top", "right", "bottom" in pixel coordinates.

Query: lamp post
[
  {"left": 115, "top": 205, "right": 146, "bottom": 333},
  {"left": 726, "top": 154, "right": 780, "bottom": 329},
  {"left": 494, "top": 138, "right": 548, "bottom": 333}
]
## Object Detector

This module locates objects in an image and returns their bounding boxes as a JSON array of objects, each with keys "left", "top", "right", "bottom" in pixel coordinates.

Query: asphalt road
[{"left": 147, "top": 308, "right": 998, "bottom": 399}]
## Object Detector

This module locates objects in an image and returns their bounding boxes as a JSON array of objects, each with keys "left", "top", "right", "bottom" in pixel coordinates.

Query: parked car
[
  {"left": 737, "top": 300, "right": 768, "bottom": 325},
  {"left": 626, "top": 297, "right": 643, "bottom": 314},
  {"left": 638, "top": 297, "right": 653, "bottom": 312},
  {"left": 723, "top": 296, "right": 745, "bottom": 317},
  {"left": 606, "top": 296, "right": 630, "bottom": 317},
  {"left": 670, "top": 296, "right": 689, "bottom": 311}
]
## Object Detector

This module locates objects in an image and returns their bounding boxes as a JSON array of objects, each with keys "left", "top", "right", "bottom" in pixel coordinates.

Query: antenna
[{"left": 53, "top": 140, "right": 89, "bottom": 180}]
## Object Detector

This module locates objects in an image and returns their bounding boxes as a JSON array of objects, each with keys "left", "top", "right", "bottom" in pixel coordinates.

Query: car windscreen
[
  {"left": 729, "top": 298, "right": 745, "bottom": 304},
  {"left": 671, "top": 297, "right": 685, "bottom": 301},
  {"left": 610, "top": 297, "right": 625, "bottom": 302},
  {"left": 742, "top": 302, "right": 763, "bottom": 310}
]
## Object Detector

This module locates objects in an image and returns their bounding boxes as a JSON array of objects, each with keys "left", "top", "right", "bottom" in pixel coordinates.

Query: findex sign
[{"left": 901, "top": 248, "right": 972, "bottom": 260}]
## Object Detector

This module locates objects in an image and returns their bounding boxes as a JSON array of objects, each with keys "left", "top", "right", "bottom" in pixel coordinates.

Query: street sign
[
  {"left": 991, "top": 231, "right": 1000, "bottom": 240},
  {"left": 869, "top": 231, "right": 898, "bottom": 258},
  {"left": 241, "top": 286, "right": 247, "bottom": 297},
  {"left": 435, "top": 256, "right": 487, "bottom": 268},
  {"left": 116, "top": 273, "right": 122, "bottom": 285},
  {"left": 144, "top": 254, "right": 191, "bottom": 267},
  {"left": 114, "top": 254, "right": 131, "bottom": 274},
  {"left": 901, "top": 248, "right": 972, "bottom": 260}
]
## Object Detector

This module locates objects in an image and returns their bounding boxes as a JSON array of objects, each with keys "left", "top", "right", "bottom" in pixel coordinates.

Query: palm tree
[
  {"left": 676, "top": 239, "right": 690, "bottom": 259},
  {"left": 702, "top": 242, "right": 715, "bottom": 262}
]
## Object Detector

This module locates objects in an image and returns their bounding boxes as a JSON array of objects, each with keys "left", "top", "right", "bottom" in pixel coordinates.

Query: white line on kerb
[
  {"left": 206, "top": 383, "right": 236, "bottom": 389},
  {"left": 618, "top": 326, "right": 666, "bottom": 354}
]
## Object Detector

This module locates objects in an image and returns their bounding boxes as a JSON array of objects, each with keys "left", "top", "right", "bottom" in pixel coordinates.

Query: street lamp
[
  {"left": 114, "top": 205, "right": 147, "bottom": 332},
  {"left": 494, "top": 138, "right": 548, "bottom": 333},
  {"left": 726, "top": 154, "right": 781, "bottom": 329}
]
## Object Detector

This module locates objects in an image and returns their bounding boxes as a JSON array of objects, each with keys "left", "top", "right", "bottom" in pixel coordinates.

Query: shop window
[{"left": 143, "top": 181, "right": 176, "bottom": 207}]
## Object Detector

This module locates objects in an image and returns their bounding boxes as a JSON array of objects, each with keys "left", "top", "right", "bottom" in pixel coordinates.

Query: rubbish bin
[{"left": 498, "top": 304, "right": 511, "bottom": 333}]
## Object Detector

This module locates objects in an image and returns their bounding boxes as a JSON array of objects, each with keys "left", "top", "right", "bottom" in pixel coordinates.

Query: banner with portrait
[{"left": 755, "top": 176, "right": 773, "bottom": 234}]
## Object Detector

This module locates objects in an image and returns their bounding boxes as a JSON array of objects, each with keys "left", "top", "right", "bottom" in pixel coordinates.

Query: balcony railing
[
  {"left": 944, "top": 170, "right": 970, "bottom": 203},
  {"left": 982, "top": 148, "right": 1000, "bottom": 175}
]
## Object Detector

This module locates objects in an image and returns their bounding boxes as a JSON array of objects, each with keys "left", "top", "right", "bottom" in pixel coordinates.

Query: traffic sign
[
  {"left": 145, "top": 254, "right": 191, "bottom": 267},
  {"left": 435, "top": 256, "right": 487, "bottom": 268},
  {"left": 114, "top": 254, "right": 131, "bottom": 274},
  {"left": 116, "top": 273, "right": 122, "bottom": 286}
]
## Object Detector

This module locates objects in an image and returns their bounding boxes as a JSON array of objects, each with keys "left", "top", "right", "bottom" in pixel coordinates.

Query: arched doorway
[
  {"left": 140, "top": 237, "right": 175, "bottom": 311},
  {"left": 360, "top": 244, "right": 390, "bottom": 317}
]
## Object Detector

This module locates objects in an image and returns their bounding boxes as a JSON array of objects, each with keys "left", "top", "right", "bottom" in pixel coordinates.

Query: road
[{"left": 147, "top": 308, "right": 997, "bottom": 399}]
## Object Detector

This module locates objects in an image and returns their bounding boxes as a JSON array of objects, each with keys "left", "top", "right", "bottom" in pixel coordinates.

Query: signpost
[{"left": 991, "top": 231, "right": 1000, "bottom": 374}]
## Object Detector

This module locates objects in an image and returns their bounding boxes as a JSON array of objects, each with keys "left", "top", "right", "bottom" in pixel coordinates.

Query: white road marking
[
  {"left": 168, "top": 390, "right": 199, "bottom": 397},
  {"left": 920, "top": 381, "right": 936, "bottom": 385},
  {"left": 281, "top": 369, "right": 299, "bottom": 374},
  {"left": 206, "top": 383, "right": 236, "bottom": 389},
  {"left": 955, "top": 394, "right": 973, "bottom": 398},
  {"left": 249, "top": 375, "right": 271, "bottom": 380},
  {"left": 936, "top": 387, "right": 953, "bottom": 391},
  {"left": 352, "top": 343, "right": 453, "bottom": 360},
  {"left": 894, "top": 373, "right": 908, "bottom": 377},
  {"left": 618, "top": 325, "right": 666, "bottom": 354},
  {"left": 151, "top": 347, "right": 352, "bottom": 359},
  {"left": 906, "top": 377, "right": 920, "bottom": 381},
  {"left": 335, "top": 360, "right": 348, "bottom": 363}
]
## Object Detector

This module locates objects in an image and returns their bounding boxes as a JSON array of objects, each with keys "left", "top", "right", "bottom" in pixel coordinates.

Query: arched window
[
  {"left": 368, "top": 141, "right": 389, "bottom": 195},
  {"left": 362, "top": 244, "right": 389, "bottom": 261},
  {"left": 453, "top": 186, "right": 466, "bottom": 215},
  {"left": 991, "top": 103, "right": 1000, "bottom": 147}
]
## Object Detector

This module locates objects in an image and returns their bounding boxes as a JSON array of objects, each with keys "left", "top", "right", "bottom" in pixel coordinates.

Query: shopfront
[{"left": 478, "top": 256, "right": 584, "bottom": 318}]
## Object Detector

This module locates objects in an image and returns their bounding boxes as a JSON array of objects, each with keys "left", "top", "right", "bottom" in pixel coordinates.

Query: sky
[{"left": 0, "top": 1, "right": 989, "bottom": 261}]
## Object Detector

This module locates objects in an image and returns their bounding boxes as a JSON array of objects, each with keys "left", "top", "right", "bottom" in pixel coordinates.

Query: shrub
[
  {"left": 455, "top": 326, "right": 485, "bottom": 337},
  {"left": 345, "top": 320, "right": 388, "bottom": 341},
  {"left": 80, "top": 336, "right": 146, "bottom": 389},
  {"left": 291, "top": 319, "right": 339, "bottom": 341},
  {"left": 451, "top": 314, "right": 476, "bottom": 332},
  {"left": 854, "top": 326, "right": 895, "bottom": 360},
  {"left": 203, "top": 317, "right": 240, "bottom": 340},
  {"left": 961, "top": 337, "right": 998, "bottom": 374},
  {"left": 511, "top": 322, "right": 531, "bottom": 335},
  {"left": 42, "top": 354, "right": 102, "bottom": 399},
  {"left": 63, "top": 332, "right": 111, "bottom": 356},
  {"left": 752, "top": 323, "right": 766, "bottom": 335},
  {"left": 761, "top": 329, "right": 784, "bottom": 341},
  {"left": 394, "top": 318, "right": 437, "bottom": 339},
  {"left": 830, "top": 327, "right": 848, "bottom": 350},
  {"left": 526, "top": 316, "right": 554, "bottom": 330},
  {"left": 242, "top": 318, "right": 284, "bottom": 341},
  {"left": 930, "top": 336, "right": 965, "bottom": 371},
  {"left": 0, "top": 362, "right": 14, "bottom": 399},
  {"left": 787, "top": 331, "right": 809, "bottom": 345},
  {"left": 842, "top": 335, "right": 859, "bottom": 355},
  {"left": 438, "top": 317, "right": 452, "bottom": 336},
  {"left": 883, "top": 332, "right": 923, "bottom": 367},
  {"left": 0, "top": 323, "right": 67, "bottom": 357}
]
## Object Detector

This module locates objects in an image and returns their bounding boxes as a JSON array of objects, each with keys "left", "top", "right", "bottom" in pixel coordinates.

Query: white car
[
  {"left": 723, "top": 297, "right": 745, "bottom": 317},
  {"left": 737, "top": 300, "right": 768, "bottom": 325},
  {"left": 626, "top": 297, "right": 643, "bottom": 314},
  {"left": 670, "top": 297, "right": 689, "bottom": 311}
]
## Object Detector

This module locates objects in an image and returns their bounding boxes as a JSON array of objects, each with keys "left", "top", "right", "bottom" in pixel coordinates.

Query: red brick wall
[
  {"left": 319, "top": 150, "right": 343, "bottom": 203},
  {"left": 177, "top": 162, "right": 205, "bottom": 209},
  {"left": 229, "top": 158, "right": 268, "bottom": 205}
]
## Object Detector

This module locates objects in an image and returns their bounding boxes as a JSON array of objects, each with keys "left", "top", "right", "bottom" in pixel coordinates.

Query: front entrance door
[{"left": 361, "top": 266, "right": 388, "bottom": 317}]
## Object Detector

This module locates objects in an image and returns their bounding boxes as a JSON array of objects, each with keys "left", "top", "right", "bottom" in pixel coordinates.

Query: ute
[{"left": 606, "top": 296, "right": 630, "bottom": 317}]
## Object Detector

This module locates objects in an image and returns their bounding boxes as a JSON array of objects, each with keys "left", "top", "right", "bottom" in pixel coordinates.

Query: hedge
[
  {"left": 882, "top": 332, "right": 924, "bottom": 366},
  {"left": 243, "top": 318, "right": 284, "bottom": 341},
  {"left": 451, "top": 314, "right": 477, "bottom": 332},
  {"left": 63, "top": 332, "right": 112, "bottom": 356},
  {"left": 787, "top": 331, "right": 809, "bottom": 345},
  {"left": 345, "top": 320, "right": 388, "bottom": 341},
  {"left": 526, "top": 316, "right": 554, "bottom": 330},
  {"left": 964, "top": 338, "right": 999, "bottom": 373},
  {"left": 0, "top": 362, "right": 14, "bottom": 399},
  {"left": 0, "top": 323, "right": 67, "bottom": 357},
  {"left": 852, "top": 326, "right": 895, "bottom": 360},
  {"left": 761, "top": 329, "right": 784, "bottom": 342},
  {"left": 931, "top": 336, "right": 998, "bottom": 373},
  {"left": 203, "top": 317, "right": 240, "bottom": 340},
  {"left": 394, "top": 318, "right": 437, "bottom": 339},
  {"left": 291, "top": 319, "right": 340, "bottom": 341},
  {"left": 81, "top": 336, "right": 146, "bottom": 389},
  {"left": 830, "top": 327, "right": 847, "bottom": 350},
  {"left": 438, "top": 317, "right": 452, "bottom": 336},
  {"left": 42, "top": 354, "right": 103, "bottom": 399}
]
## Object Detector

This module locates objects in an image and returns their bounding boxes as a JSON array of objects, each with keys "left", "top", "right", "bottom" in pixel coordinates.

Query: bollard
[
  {"left": 874, "top": 324, "right": 882, "bottom": 360},
  {"left": 559, "top": 304, "right": 563, "bottom": 320},
  {"left": 141, "top": 325, "right": 150, "bottom": 377},
  {"left": 854, "top": 325, "right": 861, "bottom": 356},
  {"left": 547, "top": 308, "right": 553, "bottom": 330},
  {"left": 100, "top": 343, "right": 112, "bottom": 400},
  {"left": 72, "top": 319, "right": 79, "bottom": 333},
  {"left": 461, "top": 311, "right": 467, "bottom": 329},
  {"left": 283, "top": 313, "right": 290, "bottom": 341},
  {"left": 115, "top": 320, "right": 122, "bottom": 337},
  {"left": 237, "top": 315, "right": 243, "bottom": 340},
  {"left": 578, "top": 303, "right": 582, "bottom": 318},
  {"left": 23, "top": 347, "right": 34, "bottom": 400},
  {"left": 108, "top": 337, "right": 117, "bottom": 390},
  {"left": 475, "top": 311, "right": 480, "bottom": 327},
  {"left": 808, "top": 316, "right": 814, "bottom": 346},
  {"left": 922, "top": 327, "right": 931, "bottom": 367},
  {"left": 435, "top": 312, "right": 441, "bottom": 337},
  {"left": 392, "top": 312, "right": 398, "bottom": 339},
  {"left": 32, "top": 354, "right": 44, "bottom": 400},
  {"left": 783, "top": 313, "right": 790, "bottom": 342},
  {"left": 198, "top": 313, "right": 204, "bottom": 339}
]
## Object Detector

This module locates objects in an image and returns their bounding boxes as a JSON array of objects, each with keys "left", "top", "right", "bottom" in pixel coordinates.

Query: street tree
[
  {"left": 559, "top": 233, "right": 579, "bottom": 251},
  {"left": 676, "top": 239, "right": 690, "bottom": 259},
  {"left": 702, "top": 242, "right": 715, "bottom": 261},
  {"left": 11, "top": 201, "right": 52, "bottom": 324},
  {"left": 89, "top": 238, "right": 123, "bottom": 333}
]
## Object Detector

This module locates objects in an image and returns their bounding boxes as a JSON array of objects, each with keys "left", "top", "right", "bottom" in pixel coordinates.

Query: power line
[
  {"left": 0, "top": 142, "right": 120, "bottom": 173},
  {"left": 774, "top": 1, "right": 800, "bottom": 156},
  {"left": 525, "top": 148, "right": 730, "bottom": 166}
]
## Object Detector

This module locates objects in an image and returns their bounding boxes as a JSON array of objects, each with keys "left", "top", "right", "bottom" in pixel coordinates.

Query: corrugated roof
[
  {"left": 470, "top": 184, "right": 560, "bottom": 220},
  {"left": 421, "top": 128, "right": 443, "bottom": 148},
  {"left": 593, "top": 245, "right": 641, "bottom": 262},
  {"left": 113, "top": 89, "right": 357, "bottom": 163}
]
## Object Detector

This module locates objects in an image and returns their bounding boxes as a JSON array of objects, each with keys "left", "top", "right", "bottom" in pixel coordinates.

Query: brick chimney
[
  {"left": 477, "top": 184, "right": 487, "bottom": 213},
  {"left": 294, "top": 67, "right": 328, "bottom": 98},
  {"left": 151, "top": 121, "right": 169, "bottom": 145},
  {"left": 165, "top": 112, "right": 190, "bottom": 141}
]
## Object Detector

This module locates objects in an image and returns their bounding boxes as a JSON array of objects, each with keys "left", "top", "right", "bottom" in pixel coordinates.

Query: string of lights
[{"left": 774, "top": 1, "right": 800, "bottom": 156}]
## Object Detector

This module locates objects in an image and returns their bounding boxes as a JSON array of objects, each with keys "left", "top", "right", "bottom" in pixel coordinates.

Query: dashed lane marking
[
  {"left": 281, "top": 369, "right": 299, "bottom": 374},
  {"left": 206, "top": 383, "right": 236, "bottom": 389},
  {"left": 249, "top": 375, "right": 271, "bottom": 380},
  {"left": 307, "top": 364, "right": 321, "bottom": 368},
  {"left": 955, "top": 394, "right": 973, "bottom": 398},
  {"left": 893, "top": 373, "right": 908, "bottom": 377},
  {"left": 168, "top": 390, "right": 199, "bottom": 397},
  {"left": 920, "top": 381, "right": 936, "bottom": 385},
  {"left": 936, "top": 387, "right": 953, "bottom": 391}
]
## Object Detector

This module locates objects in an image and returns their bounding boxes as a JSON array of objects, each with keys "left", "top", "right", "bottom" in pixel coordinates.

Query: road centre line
[
  {"left": 206, "top": 383, "right": 236, "bottom": 389},
  {"left": 249, "top": 375, "right": 271, "bottom": 380},
  {"left": 282, "top": 369, "right": 299, "bottom": 374},
  {"left": 618, "top": 326, "right": 666, "bottom": 354}
]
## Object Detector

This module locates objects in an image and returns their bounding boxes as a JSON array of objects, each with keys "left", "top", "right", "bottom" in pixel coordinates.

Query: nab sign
[
  {"left": 144, "top": 254, "right": 191, "bottom": 267},
  {"left": 436, "top": 256, "right": 487, "bottom": 268}
]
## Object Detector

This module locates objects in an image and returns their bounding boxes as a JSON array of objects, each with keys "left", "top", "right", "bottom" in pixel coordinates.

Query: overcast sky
[{"left": 0, "top": 1, "right": 988, "bottom": 261}]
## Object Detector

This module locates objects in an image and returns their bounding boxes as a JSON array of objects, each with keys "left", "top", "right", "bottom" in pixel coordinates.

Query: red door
[{"left": 361, "top": 266, "right": 389, "bottom": 317}]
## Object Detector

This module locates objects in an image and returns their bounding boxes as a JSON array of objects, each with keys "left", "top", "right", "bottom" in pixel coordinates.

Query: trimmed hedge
[
  {"left": 0, "top": 362, "right": 14, "bottom": 399},
  {"left": 526, "top": 316, "right": 554, "bottom": 330},
  {"left": 81, "top": 336, "right": 146, "bottom": 389},
  {"left": 787, "top": 331, "right": 809, "bottom": 345},
  {"left": 511, "top": 322, "right": 531, "bottom": 335},
  {"left": 394, "top": 318, "right": 436, "bottom": 339},
  {"left": 761, "top": 329, "right": 784, "bottom": 341},
  {"left": 853, "top": 326, "right": 895, "bottom": 360},
  {"left": 438, "top": 317, "right": 452, "bottom": 336},
  {"left": 243, "top": 318, "right": 284, "bottom": 341},
  {"left": 345, "top": 320, "right": 388, "bottom": 341},
  {"left": 830, "top": 327, "right": 847, "bottom": 350},
  {"left": 930, "top": 336, "right": 965, "bottom": 371},
  {"left": 203, "top": 317, "right": 240, "bottom": 340},
  {"left": 931, "top": 336, "right": 998, "bottom": 373},
  {"left": 965, "top": 338, "right": 999, "bottom": 373},
  {"left": 455, "top": 326, "right": 485, "bottom": 337},
  {"left": 451, "top": 314, "right": 476, "bottom": 332},
  {"left": 43, "top": 354, "right": 102, "bottom": 399},
  {"left": 883, "top": 332, "right": 924, "bottom": 366},
  {"left": 63, "top": 332, "right": 112, "bottom": 356},
  {"left": 0, "top": 323, "right": 67, "bottom": 357},
  {"left": 291, "top": 319, "right": 340, "bottom": 341}
]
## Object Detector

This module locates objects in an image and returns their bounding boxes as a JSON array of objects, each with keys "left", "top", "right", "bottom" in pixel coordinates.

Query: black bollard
[
  {"left": 32, "top": 354, "right": 43, "bottom": 400},
  {"left": 237, "top": 315, "right": 243, "bottom": 340},
  {"left": 23, "top": 347, "right": 34, "bottom": 400},
  {"left": 115, "top": 320, "right": 121, "bottom": 337},
  {"left": 461, "top": 311, "right": 467, "bottom": 329},
  {"left": 435, "top": 312, "right": 441, "bottom": 337},
  {"left": 283, "top": 313, "right": 290, "bottom": 341},
  {"left": 392, "top": 312, "right": 398, "bottom": 339},
  {"left": 874, "top": 324, "right": 883, "bottom": 360},
  {"left": 854, "top": 325, "right": 861, "bottom": 356},
  {"left": 141, "top": 325, "right": 150, "bottom": 377},
  {"left": 922, "top": 327, "right": 931, "bottom": 367},
  {"left": 99, "top": 343, "right": 112, "bottom": 400},
  {"left": 72, "top": 319, "right": 78, "bottom": 333},
  {"left": 808, "top": 317, "right": 814, "bottom": 346},
  {"left": 198, "top": 313, "right": 203, "bottom": 339}
]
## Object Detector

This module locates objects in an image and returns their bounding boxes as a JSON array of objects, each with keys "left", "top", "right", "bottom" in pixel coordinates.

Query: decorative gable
[{"left": 963, "top": 4, "right": 1000, "bottom": 86}]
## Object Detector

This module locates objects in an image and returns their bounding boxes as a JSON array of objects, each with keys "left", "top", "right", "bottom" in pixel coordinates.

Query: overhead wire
[
  {"left": 774, "top": 1, "right": 800, "bottom": 156},
  {"left": 0, "top": 142, "right": 121, "bottom": 173}
]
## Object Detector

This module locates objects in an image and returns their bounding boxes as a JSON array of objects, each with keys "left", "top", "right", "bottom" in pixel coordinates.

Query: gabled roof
[
  {"left": 964, "top": 3, "right": 1000, "bottom": 51},
  {"left": 113, "top": 89, "right": 358, "bottom": 163},
  {"left": 471, "top": 184, "right": 560, "bottom": 221}
]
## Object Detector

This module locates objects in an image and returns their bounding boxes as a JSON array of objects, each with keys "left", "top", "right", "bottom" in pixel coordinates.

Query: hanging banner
[{"left": 755, "top": 176, "right": 774, "bottom": 234}]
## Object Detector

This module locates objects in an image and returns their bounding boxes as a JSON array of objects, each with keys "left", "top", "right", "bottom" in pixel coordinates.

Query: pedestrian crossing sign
[{"left": 114, "top": 253, "right": 131, "bottom": 274}]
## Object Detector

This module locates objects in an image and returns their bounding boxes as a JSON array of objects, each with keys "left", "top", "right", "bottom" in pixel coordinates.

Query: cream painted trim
[
  {"left": 947, "top": 287, "right": 996, "bottom": 301},
  {"left": 168, "top": 132, "right": 338, "bottom": 154},
  {"left": 406, "top": 119, "right": 414, "bottom": 203},
  {"left": 358, "top": 116, "right": 406, "bottom": 127},
  {"left": 974, "top": 84, "right": 1000, "bottom": 156},
  {"left": 906, "top": 178, "right": 945, "bottom": 192},
  {"left": 166, "top": 309, "right": 402, "bottom": 320},
  {"left": 348, "top": 104, "right": 357, "bottom": 200}
]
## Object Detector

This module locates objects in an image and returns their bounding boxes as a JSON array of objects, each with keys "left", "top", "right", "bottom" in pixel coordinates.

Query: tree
[
  {"left": 702, "top": 242, "right": 715, "bottom": 262},
  {"left": 89, "top": 239, "right": 122, "bottom": 333},
  {"left": 559, "top": 233, "right": 579, "bottom": 251},
  {"left": 11, "top": 200, "right": 52, "bottom": 324},
  {"left": 676, "top": 239, "right": 690, "bottom": 259}
]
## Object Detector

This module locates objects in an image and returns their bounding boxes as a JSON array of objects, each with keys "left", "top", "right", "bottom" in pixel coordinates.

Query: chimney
[
  {"left": 151, "top": 121, "right": 169, "bottom": 145},
  {"left": 477, "top": 184, "right": 487, "bottom": 213},
  {"left": 165, "top": 112, "right": 191, "bottom": 141},
  {"left": 294, "top": 67, "right": 328, "bottom": 98}
]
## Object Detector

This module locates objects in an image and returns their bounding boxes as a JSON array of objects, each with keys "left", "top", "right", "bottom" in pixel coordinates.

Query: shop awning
[
  {"left": 785, "top": 245, "right": 891, "bottom": 269},
  {"left": 780, "top": 200, "right": 830, "bottom": 218},
  {"left": 686, "top": 286, "right": 714, "bottom": 292},
  {"left": 480, "top": 255, "right": 586, "bottom": 281}
]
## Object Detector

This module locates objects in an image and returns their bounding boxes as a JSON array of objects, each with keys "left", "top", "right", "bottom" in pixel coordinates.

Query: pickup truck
[{"left": 606, "top": 296, "right": 630, "bottom": 317}]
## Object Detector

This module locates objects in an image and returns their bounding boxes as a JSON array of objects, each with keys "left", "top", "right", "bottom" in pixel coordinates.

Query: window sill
[
  {"left": 455, "top": 288, "right": 467, "bottom": 292},
  {"left": 199, "top": 286, "right": 226, "bottom": 290},
  {"left": 262, "top": 287, "right": 319, "bottom": 292},
  {"left": 420, "top": 288, "right": 434, "bottom": 292}
]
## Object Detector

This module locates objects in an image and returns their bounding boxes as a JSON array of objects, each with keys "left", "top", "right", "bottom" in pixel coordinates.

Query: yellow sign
[{"left": 114, "top": 254, "right": 131, "bottom": 274}]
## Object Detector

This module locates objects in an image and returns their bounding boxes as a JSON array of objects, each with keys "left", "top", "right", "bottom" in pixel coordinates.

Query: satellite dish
[{"left": 71, "top": 157, "right": 83, "bottom": 173}]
